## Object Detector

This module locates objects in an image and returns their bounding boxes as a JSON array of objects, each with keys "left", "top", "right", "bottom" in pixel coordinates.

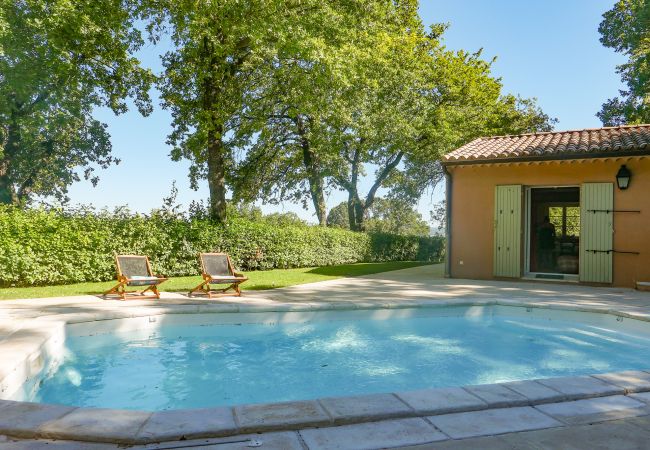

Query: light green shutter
[
  {"left": 494, "top": 185, "right": 522, "bottom": 278},
  {"left": 580, "top": 183, "right": 613, "bottom": 283}
]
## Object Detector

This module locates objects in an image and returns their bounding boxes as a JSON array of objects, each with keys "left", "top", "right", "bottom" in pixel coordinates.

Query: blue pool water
[{"left": 32, "top": 308, "right": 650, "bottom": 410}]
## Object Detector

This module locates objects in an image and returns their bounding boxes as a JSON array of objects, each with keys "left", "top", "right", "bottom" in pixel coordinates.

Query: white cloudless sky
[{"left": 63, "top": 0, "right": 625, "bottom": 224}]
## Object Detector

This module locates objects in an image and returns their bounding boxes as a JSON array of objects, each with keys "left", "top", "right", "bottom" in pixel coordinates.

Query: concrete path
[
  {"left": 246, "top": 264, "right": 650, "bottom": 311},
  {"left": 407, "top": 414, "right": 650, "bottom": 449}
]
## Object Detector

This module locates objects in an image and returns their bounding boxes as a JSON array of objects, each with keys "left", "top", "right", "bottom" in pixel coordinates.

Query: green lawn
[{"left": 0, "top": 261, "right": 434, "bottom": 300}]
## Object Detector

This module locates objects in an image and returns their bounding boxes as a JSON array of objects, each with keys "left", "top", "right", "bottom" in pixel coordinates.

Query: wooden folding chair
[
  {"left": 103, "top": 254, "right": 168, "bottom": 301},
  {"left": 188, "top": 253, "right": 248, "bottom": 298}
]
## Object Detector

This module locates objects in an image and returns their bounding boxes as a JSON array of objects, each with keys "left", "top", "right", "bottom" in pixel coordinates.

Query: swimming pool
[{"left": 25, "top": 306, "right": 650, "bottom": 410}]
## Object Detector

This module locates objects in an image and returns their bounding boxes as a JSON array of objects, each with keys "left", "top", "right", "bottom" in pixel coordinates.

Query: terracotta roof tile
[{"left": 443, "top": 124, "right": 650, "bottom": 164}]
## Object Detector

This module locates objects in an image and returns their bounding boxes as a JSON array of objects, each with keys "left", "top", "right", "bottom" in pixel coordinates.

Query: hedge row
[{"left": 0, "top": 207, "right": 445, "bottom": 287}]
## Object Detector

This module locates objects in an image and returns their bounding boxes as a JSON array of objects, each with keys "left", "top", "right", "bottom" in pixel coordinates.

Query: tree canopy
[
  {"left": 1, "top": 0, "right": 555, "bottom": 230},
  {"left": 598, "top": 0, "right": 650, "bottom": 125},
  {"left": 149, "top": 0, "right": 392, "bottom": 222},
  {"left": 0, "top": 0, "right": 153, "bottom": 205},
  {"left": 233, "top": 12, "right": 553, "bottom": 230},
  {"left": 149, "top": 0, "right": 292, "bottom": 222},
  {"left": 225, "top": 1, "right": 426, "bottom": 226}
]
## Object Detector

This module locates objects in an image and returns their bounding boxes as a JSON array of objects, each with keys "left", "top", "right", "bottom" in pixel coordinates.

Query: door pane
[{"left": 529, "top": 187, "right": 580, "bottom": 274}]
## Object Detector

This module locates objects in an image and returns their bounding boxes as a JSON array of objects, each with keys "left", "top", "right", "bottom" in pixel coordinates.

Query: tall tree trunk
[
  {"left": 354, "top": 198, "right": 366, "bottom": 231},
  {"left": 200, "top": 32, "right": 252, "bottom": 223},
  {"left": 0, "top": 120, "right": 20, "bottom": 205},
  {"left": 345, "top": 147, "right": 364, "bottom": 231},
  {"left": 0, "top": 159, "right": 15, "bottom": 205},
  {"left": 347, "top": 194, "right": 366, "bottom": 231},
  {"left": 296, "top": 116, "right": 326, "bottom": 226},
  {"left": 347, "top": 194, "right": 357, "bottom": 231},
  {"left": 206, "top": 129, "right": 227, "bottom": 223},
  {"left": 202, "top": 36, "right": 228, "bottom": 223}
]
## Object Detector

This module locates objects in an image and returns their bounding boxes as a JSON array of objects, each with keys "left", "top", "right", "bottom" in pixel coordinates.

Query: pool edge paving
[{"left": 2, "top": 268, "right": 650, "bottom": 446}]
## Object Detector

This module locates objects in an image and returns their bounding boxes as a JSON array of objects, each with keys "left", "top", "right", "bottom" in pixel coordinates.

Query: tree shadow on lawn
[{"left": 305, "top": 261, "right": 433, "bottom": 278}]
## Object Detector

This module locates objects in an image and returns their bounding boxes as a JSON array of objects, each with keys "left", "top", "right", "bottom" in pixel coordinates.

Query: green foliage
[
  {"left": 369, "top": 233, "right": 442, "bottom": 263},
  {"left": 598, "top": 0, "right": 650, "bottom": 125},
  {"left": 230, "top": 1, "right": 417, "bottom": 225},
  {"left": 0, "top": 205, "right": 444, "bottom": 287},
  {"left": 0, "top": 0, "right": 154, "bottom": 204},
  {"left": 395, "top": 48, "right": 555, "bottom": 205},
  {"left": 365, "top": 198, "right": 430, "bottom": 236},
  {"left": 232, "top": 7, "right": 555, "bottom": 230},
  {"left": 262, "top": 212, "right": 307, "bottom": 227},
  {"left": 147, "top": 0, "right": 379, "bottom": 221},
  {"left": 327, "top": 198, "right": 430, "bottom": 236},
  {"left": 430, "top": 200, "right": 446, "bottom": 235},
  {"left": 327, "top": 202, "right": 350, "bottom": 229},
  {"left": 226, "top": 202, "right": 264, "bottom": 222}
]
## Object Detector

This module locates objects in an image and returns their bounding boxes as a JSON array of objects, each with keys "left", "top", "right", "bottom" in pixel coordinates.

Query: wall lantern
[{"left": 616, "top": 164, "right": 632, "bottom": 190}]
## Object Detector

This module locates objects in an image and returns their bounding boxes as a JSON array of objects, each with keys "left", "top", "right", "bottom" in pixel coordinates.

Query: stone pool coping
[{"left": 3, "top": 297, "right": 650, "bottom": 444}]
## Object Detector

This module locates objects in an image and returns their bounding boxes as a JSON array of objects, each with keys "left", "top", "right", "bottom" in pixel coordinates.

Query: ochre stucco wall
[{"left": 447, "top": 157, "right": 650, "bottom": 288}]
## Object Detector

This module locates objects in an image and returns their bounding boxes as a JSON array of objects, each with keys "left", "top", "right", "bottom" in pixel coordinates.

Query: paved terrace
[
  {"left": 3, "top": 264, "right": 650, "bottom": 449},
  {"left": 2, "top": 264, "right": 650, "bottom": 322}
]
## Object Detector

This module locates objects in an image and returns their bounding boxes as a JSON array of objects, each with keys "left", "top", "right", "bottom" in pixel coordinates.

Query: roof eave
[{"left": 441, "top": 150, "right": 650, "bottom": 166}]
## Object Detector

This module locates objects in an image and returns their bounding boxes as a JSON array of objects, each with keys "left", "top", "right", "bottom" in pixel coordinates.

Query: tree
[
  {"left": 150, "top": 0, "right": 351, "bottom": 223},
  {"left": 327, "top": 32, "right": 554, "bottom": 231},
  {"left": 226, "top": 202, "right": 263, "bottom": 222},
  {"left": 0, "top": 0, "right": 153, "bottom": 205},
  {"left": 365, "top": 198, "right": 430, "bottom": 236},
  {"left": 327, "top": 198, "right": 430, "bottom": 236},
  {"left": 230, "top": 1, "right": 411, "bottom": 226},
  {"left": 430, "top": 200, "right": 446, "bottom": 235},
  {"left": 326, "top": 202, "right": 350, "bottom": 229},
  {"left": 222, "top": 3, "right": 553, "bottom": 229},
  {"left": 263, "top": 211, "right": 306, "bottom": 226},
  {"left": 326, "top": 28, "right": 424, "bottom": 231},
  {"left": 230, "top": 66, "right": 335, "bottom": 225},
  {"left": 598, "top": 0, "right": 650, "bottom": 125}
]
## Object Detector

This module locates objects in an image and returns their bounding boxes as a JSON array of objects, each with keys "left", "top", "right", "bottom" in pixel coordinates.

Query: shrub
[{"left": 0, "top": 206, "right": 445, "bottom": 287}]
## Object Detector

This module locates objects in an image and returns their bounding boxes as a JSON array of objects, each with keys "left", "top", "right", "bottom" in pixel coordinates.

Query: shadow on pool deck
[{"left": 245, "top": 263, "right": 650, "bottom": 311}]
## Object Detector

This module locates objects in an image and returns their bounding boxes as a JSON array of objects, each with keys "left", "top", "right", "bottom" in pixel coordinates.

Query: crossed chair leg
[
  {"left": 188, "top": 280, "right": 242, "bottom": 298},
  {"left": 103, "top": 283, "right": 161, "bottom": 301}
]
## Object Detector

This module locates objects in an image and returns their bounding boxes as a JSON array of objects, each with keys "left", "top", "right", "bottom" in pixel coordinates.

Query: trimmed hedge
[{"left": 0, "top": 206, "right": 445, "bottom": 287}]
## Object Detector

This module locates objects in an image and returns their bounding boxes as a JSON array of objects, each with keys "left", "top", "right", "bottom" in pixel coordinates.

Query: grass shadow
[{"left": 307, "top": 261, "right": 433, "bottom": 277}]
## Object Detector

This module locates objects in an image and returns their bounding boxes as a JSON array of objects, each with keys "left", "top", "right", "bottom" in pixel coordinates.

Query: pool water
[{"left": 32, "top": 308, "right": 650, "bottom": 410}]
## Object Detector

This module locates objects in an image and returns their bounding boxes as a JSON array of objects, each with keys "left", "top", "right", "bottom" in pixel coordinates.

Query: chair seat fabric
[
  {"left": 209, "top": 276, "right": 244, "bottom": 283},
  {"left": 127, "top": 276, "right": 161, "bottom": 286}
]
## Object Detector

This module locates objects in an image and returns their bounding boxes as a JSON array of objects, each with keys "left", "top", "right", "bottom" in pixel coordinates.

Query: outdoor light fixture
[{"left": 616, "top": 165, "right": 632, "bottom": 190}]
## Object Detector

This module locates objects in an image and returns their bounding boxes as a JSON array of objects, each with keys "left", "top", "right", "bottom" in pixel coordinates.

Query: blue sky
[{"left": 64, "top": 0, "right": 625, "bottom": 223}]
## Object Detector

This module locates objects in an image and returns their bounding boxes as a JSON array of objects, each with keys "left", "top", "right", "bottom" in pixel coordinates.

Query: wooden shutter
[
  {"left": 580, "top": 183, "right": 614, "bottom": 283},
  {"left": 494, "top": 185, "right": 522, "bottom": 278}
]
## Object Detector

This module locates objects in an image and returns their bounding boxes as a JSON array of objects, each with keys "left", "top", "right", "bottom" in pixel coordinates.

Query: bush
[{"left": 0, "top": 206, "right": 445, "bottom": 287}]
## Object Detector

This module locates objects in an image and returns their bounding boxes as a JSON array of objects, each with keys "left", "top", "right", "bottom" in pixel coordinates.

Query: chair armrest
[{"left": 234, "top": 272, "right": 246, "bottom": 278}]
